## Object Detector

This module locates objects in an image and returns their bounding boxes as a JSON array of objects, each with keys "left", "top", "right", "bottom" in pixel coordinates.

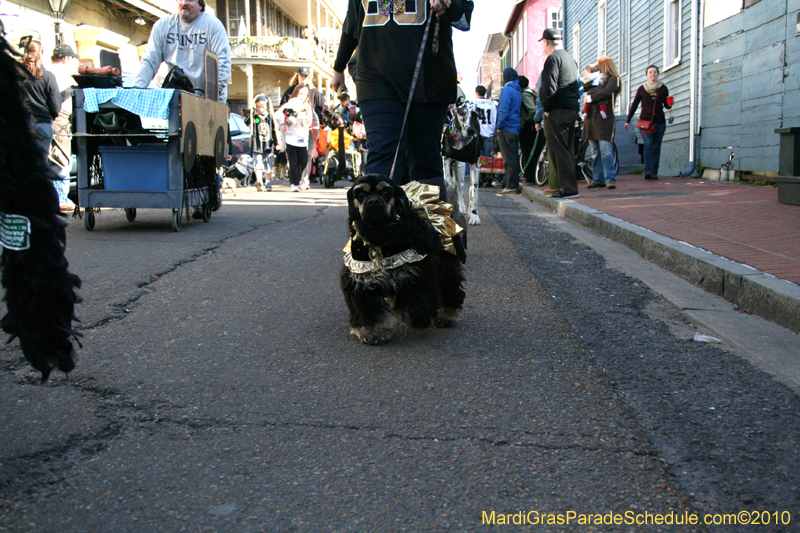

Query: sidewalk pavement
[{"left": 520, "top": 174, "right": 800, "bottom": 336}]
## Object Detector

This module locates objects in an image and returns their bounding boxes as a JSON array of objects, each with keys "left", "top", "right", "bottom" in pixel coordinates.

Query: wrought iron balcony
[{"left": 229, "top": 36, "right": 333, "bottom": 66}]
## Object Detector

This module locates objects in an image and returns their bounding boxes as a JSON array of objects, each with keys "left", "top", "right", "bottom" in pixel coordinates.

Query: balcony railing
[{"left": 229, "top": 36, "right": 333, "bottom": 66}]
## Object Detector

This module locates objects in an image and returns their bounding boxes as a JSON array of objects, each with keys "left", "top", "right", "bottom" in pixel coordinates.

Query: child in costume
[{"left": 246, "top": 94, "right": 278, "bottom": 191}]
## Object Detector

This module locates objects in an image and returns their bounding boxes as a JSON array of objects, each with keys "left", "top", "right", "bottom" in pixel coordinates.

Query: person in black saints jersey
[
  {"left": 331, "top": 0, "right": 473, "bottom": 196},
  {"left": 246, "top": 94, "right": 278, "bottom": 191}
]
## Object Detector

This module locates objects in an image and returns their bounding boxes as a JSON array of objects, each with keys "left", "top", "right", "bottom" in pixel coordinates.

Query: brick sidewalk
[{"left": 569, "top": 175, "right": 800, "bottom": 286}]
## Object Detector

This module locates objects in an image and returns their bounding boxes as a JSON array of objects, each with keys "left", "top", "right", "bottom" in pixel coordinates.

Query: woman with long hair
[
  {"left": 276, "top": 84, "right": 313, "bottom": 192},
  {"left": 582, "top": 56, "right": 621, "bottom": 189},
  {"left": 625, "top": 65, "right": 673, "bottom": 180},
  {"left": 19, "top": 39, "right": 61, "bottom": 160}
]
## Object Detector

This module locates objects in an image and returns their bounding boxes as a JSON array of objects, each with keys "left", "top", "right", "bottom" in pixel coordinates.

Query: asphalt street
[{"left": 0, "top": 182, "right": 798, "bottom": 532}]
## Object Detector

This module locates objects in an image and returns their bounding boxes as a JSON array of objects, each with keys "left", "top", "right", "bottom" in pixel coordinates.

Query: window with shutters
[
  {"left": 664, "top": 0, "right": 682, "bottom": 68},
  {"left": 598, "top": 0, "right": 607, "bottom": 58},
  {"left": 547, "top": 7, "right": 562, "bottom": 32},
  {"left": 572, "top": 23, "right": 580, "bottom": 67}
]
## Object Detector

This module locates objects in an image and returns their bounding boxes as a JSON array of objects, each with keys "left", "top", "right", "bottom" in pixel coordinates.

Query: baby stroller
[{"left": 323, "top": 124, "right": 363, "bottom": 188}]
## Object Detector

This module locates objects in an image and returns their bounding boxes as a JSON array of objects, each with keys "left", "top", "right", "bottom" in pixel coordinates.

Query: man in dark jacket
[
  {"left": 538, "top": 28, "right": 580, "bottom": 198},
  {"left": 495, "top": 67, "right": 521, "bottom": 194}
]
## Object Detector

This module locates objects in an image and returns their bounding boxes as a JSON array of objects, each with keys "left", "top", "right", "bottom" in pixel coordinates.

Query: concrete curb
[{"left": 520, "top": 186, "right": 800, "bottom": 336}]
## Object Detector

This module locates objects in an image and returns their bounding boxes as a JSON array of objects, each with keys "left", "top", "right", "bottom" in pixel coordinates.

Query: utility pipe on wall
[{"left": 680, "top": 0, "right": 699, "bottom": 176}]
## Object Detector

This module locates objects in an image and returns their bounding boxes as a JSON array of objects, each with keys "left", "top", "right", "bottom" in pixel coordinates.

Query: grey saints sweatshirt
[{"left": 134, "top": 12, "right": 231, "bottom": 102}]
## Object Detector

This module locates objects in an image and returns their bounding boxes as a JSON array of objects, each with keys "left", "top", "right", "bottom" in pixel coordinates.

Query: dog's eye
[
  {"left": 354, "top": 189, "right": 366, "bottom": 201},
  {"left": 381, "top": 188, "right": 393, "bottom": 199}
]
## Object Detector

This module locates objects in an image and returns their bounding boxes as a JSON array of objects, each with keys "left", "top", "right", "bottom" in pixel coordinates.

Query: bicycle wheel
[
  {"left": 577, "top": 140, "right": 593, "bottom": 183},
  {"left": 534, "top": 146, "right": 549, "bottom": 186}
]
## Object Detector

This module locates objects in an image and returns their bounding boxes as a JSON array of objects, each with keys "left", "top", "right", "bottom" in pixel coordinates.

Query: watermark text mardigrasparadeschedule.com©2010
[{"left": 481, "top": 510, "right": 792, "bottom": 527}]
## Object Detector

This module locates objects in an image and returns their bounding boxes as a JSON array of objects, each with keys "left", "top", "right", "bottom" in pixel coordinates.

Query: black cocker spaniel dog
[
  {"left": 0, "top": 36, "right": 81, "bottom": 381},
  {"left": 341, "top": 174, "right": 465, "bottom": 345}
]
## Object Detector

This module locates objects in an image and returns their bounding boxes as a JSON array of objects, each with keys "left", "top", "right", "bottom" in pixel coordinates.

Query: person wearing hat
[
  {"left": 537, "top": 27, "right": 580, "bottom": 199},
  {"left": 330, "top": 0, "right": 474, "bottom": 195},
  {"left": 134, "top": 0, "right": 231, "bottom": 101},
  {"left": 246, "top": 93, "right": 279, "bottom": 191},
  {"left": 48, "top": 43, "right": 79, "bottom": 211}
]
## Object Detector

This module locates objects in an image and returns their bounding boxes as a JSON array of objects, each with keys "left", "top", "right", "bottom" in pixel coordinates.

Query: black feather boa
[{"left": 0, "top": 36, "right": 81, "bottom": 381}]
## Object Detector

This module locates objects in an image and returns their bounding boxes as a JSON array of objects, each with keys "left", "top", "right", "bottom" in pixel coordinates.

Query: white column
[
  {"left": 307, "top": 0, "right": 312, "bottom": 37},
  {"left": 245, "top": 0, "right": 251, "bottom": 38},
  {"left": 316, "top": 0, "right": 321, "bottom": 44},
  {"left": 246, "top": 63, "right": 254, "bottom": 106}
]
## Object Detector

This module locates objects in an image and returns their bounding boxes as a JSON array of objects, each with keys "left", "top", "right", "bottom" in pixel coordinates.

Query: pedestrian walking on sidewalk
[
  {"left": 625, "top": 65, "right": 673, "bottom": 180},
  {"left": 583, "top": 56, "right": 621, "bottom": 190},
  {"left": 538, "top": 28, "right": 580, "bottom": 199},
  {"left": 495, "top": 67, "right": 522, "bottom": 195}
]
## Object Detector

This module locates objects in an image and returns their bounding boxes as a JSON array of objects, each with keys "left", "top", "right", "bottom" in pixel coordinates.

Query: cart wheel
[
  {"left": 84, "top": 209, "right": 95, "bottom": 231},
  {"left": 214, "top": 126, "right": 226, "bottom": 168},
  {"left": 125, "top": 208, "right": 136, "bottom": 222},
  {"left": 202, "top": 203, "right": 211, "bottom": 222},
  {"left": 324, "top": 171, "right": 334, "bottom": 189},
  {"left": 183, "top": 121, "right": 197, "bottom": 173},
  {"left": 171, "top": 208, "right": 182, "bottom": 232}
]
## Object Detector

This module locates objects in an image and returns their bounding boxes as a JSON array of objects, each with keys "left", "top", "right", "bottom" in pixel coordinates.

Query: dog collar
[{"left": 343, "top": 240, "right": 427, "bottom": 274}]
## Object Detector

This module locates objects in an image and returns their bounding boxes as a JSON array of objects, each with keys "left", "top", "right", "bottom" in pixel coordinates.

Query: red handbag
[{"left": 637, "top": 91, "right": 658, "bottom": 132}]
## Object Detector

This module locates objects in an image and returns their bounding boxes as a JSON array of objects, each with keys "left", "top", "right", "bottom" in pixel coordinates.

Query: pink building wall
[{"left": 512, "top": 0, "right": 563, "bottom": 87}]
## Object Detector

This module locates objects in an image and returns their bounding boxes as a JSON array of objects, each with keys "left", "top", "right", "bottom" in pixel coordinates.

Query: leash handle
[{"left": 389, "top": 8, "right": 436, "bottom": 183}]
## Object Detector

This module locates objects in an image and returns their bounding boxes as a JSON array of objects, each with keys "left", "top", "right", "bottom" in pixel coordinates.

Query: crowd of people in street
[
  {"left": 10, "top": 0, "right": 674, "bottom": 219},
  {"left": 475, "top": 27, "right": 673, "bottom": 200}
]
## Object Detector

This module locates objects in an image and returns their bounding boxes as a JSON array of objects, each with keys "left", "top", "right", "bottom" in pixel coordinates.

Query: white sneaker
[
  {"left": 300, "top": 184, "right": 310, "bottom": 190},
  {"left": 291, "top": 185, "right": 299, "bottom": 192}
]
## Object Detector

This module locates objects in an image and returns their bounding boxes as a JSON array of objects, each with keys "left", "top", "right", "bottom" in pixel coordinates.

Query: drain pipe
[{"left": 680, "top": 0, "right": 699, "bottom": 176}]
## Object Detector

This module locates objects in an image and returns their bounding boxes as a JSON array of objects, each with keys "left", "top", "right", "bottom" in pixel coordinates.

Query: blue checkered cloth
[{"left": 82, "top": 88, "right": 175, "bottom": 120}]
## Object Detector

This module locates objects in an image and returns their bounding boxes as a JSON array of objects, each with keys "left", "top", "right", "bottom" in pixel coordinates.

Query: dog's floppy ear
[
  {"left": 393, "top": 183, "right": 412, "bottom": 218},
  {"left": 346, "top": 184, "right": 361, "bottom": 227}
]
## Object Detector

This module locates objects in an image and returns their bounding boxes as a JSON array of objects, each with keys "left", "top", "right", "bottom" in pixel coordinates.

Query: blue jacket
[{"left": 497, "top": 79, "right": 521, "bottom": 133}]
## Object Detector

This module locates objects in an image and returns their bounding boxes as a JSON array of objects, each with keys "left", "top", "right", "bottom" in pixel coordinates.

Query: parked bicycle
[{"left": 532, "top": 117, "right": 619, "bottom": 186}]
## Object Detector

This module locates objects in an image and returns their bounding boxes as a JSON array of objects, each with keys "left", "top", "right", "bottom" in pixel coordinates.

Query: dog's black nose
[{"left": 364, "top": 196, "right": 384, "bottom": 209}]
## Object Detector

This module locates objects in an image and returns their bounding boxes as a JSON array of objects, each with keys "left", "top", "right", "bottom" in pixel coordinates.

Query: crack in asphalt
[{"left": 75, "top": 210, "right": 330, "bottom": 333}]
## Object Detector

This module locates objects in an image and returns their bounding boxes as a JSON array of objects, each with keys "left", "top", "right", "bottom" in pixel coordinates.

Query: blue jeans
[
  {"left": 641, "top": 122, "right": 667, "bottom": 176},
  {"left": 479, "top": 136, "right": 493, "bottom": 158},
  {"left": 32, "top": 122, "right": 53, "bottom": 161},
  {"left": 359, "top": 99, "right": 448, "bottom": 193},
  {"left": 51, "top": 163, "right": 70, "bottom": 205},
  {"left": 588, "top": 139, "right": 616, "bottom": 185}
]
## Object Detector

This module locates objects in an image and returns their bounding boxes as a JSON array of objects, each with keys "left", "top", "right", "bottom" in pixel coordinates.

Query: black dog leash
[{"left": 389, "top": 8, "right": 436, "bottom": 183}]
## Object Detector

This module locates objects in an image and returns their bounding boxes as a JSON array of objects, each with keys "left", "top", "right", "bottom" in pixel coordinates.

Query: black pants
[
  {"left": 543, "top": 108, "right": 579, "bottom": 195},
  {"left": 359, "top": 99, "right": 447, "bottom": 193},
  {"left": 286, "top": 144, "right": 308, "bottom": 186},
  {"left": 519, "top": 120, "right": 538, "bottom": 182},
  {"left": 497, "top": 130, "right": 520, "bottom": 191}
]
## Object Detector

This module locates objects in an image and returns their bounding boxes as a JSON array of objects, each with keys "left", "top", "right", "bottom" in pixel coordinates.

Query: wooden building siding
[
  {"left": 567, "top": 0, "right": 695, "bottom": 173},
  {"left": 699, "top": 0, "right": 797, "bottom": 173}
]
